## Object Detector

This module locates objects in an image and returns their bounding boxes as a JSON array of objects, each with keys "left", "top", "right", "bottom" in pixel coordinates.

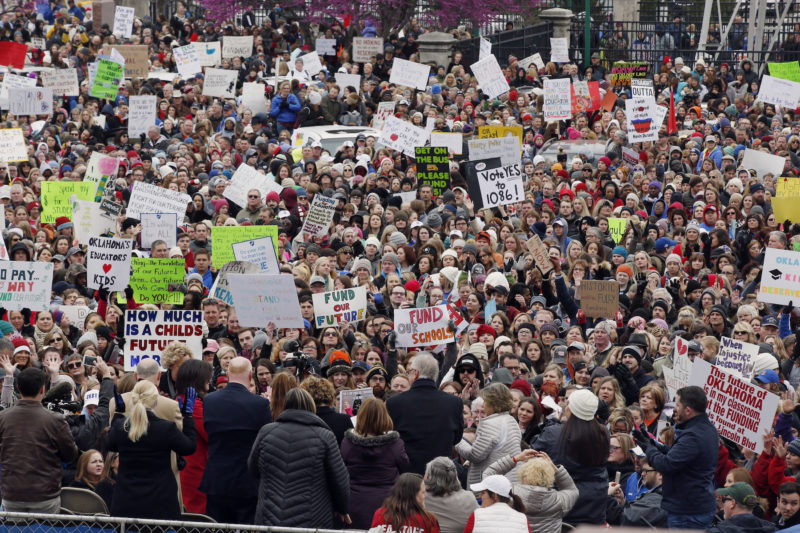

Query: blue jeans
[{"left": 668, "top": 512, "right": 716, "bottom": 530}]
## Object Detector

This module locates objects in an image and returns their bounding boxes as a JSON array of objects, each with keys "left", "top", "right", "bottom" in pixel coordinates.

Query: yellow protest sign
[
  {"left": 211, "top": 226, "right": 278, "bottom": 269},
  {"left": 41, "top": 181, "right": 94, "bottom": 223},
  {"left": 608, "top": 218, "right": 627, "bottom": 244},
  {"left": 771, "top": 197, "right": 800, "bottom": 222},
  {"left": 777, "top": 178, "right": 800, "bottom": 197},
  {"left": 478, "top": 126, "right": 523, "bottom": 142},
  {"left": 128, "top": 258, "right": 185, "bottom": 305}
]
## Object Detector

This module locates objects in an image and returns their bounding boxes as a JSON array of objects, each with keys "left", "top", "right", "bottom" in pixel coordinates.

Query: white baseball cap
[
  {"left": 470, "top": 475, "right": 512, "bottom": 498},
  {"left": 84, "top": 389, "right": 99, "bottom": 407}
]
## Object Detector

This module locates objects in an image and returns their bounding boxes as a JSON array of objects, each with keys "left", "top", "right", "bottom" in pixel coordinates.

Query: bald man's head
[
  {"left": 228, "top": 357, "right": 252, "bottom": 385},
  {"left": 135, "top": 358, "right": 161, "bottom": 384}
]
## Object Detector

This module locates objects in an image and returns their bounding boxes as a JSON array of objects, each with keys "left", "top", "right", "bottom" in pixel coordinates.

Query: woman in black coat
[
  {"left": 108, "top": 380, "right": 197, "bottom": 520},
  {"left": 340, "top": 398, "right": 409, "bottom": 529},
  {"left": 248, "top": 387, "right": 351, "bottom": 528}
]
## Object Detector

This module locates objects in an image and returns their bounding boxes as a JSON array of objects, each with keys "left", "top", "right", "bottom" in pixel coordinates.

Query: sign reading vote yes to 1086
[{"left": 468, "top": 158, "right": 523, "bottom": 209}]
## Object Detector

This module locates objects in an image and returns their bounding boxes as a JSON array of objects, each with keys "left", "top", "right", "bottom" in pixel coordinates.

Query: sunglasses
[
  {"left": 323, "top": 331, "right": 338, "bottom": 337},
  {"left": 68, "top": 362, "right": 82, "bottom": 369},
  {"left": 248, "top": 195, "right": 259, "bottom": 199}
]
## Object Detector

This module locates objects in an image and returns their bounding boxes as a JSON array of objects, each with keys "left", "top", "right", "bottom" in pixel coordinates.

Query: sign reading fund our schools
[
  {"left": 313, "top": 286, "right": 368, "bottom": 327},
  {"left": 415, "top": 147, "right": 450, "bottom": 197},
  {"left": 394, "top": 305, "right": 455, "bottom": 348},
  {"left": 124, "top": 309, "right": 203, "bottom": 371},
  {"left": 760, "top": 248, "right": 800, "bottom": 305},
  {"left": 0, "top": 261, "right": 53, "bottom": 311},
  {"left": 465, "top": 158, "right": 523, "bottom": 209}
]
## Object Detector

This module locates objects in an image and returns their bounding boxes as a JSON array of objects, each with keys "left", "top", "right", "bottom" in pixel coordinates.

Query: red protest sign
[
  {"left": 570, "top": 81, "right": 601, "bottom": 114},
  {"left": 0, "top": 42, "right": 27, "bottom": 69}
]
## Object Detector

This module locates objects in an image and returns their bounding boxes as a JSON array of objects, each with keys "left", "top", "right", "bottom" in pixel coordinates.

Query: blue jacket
[
  {"left": 269, "top": 93, "right": 301, "bottom": 124},
  {"left": 645, "top": 413, "right": 718, "bottom": 515}
]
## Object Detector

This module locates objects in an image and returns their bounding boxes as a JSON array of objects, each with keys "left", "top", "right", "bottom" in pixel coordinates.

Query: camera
[
  {"left": 282, "top": 340, "right": 319, "bottom": 381},
  {"left": 43, "top": 381, "right": 82, "bottom": 415}
]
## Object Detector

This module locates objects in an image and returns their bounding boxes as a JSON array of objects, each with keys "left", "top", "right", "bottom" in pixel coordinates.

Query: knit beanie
[{"left": 568, "top": 389, "right": 599, "bottom": 421}]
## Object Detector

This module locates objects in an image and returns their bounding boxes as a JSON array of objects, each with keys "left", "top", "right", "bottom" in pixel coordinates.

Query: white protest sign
[
  {"left": 631, "top": 78, "right": 654, "bottom": 99},
  {"left": 625, "top": 97, "right": 659, "bottom": 143},
  {"left": 716, "top": 336, "right": 759, "bottom": 380},
  {"left": 203, "top": 68, "right": 238, "bottom": 98},
  {"left": 430, "top": 132, "right": 462, "bottom": 155},
  {"left": 379, "top": 116, "right": 428, "bottom": 157},
  {"left": 742, "top": 148, "right": 786, "bottom": 180},
  {"left": 468, "top": 136, "right": 521, "bottom": 166},
  {"left": 127, "top": 95, "right": 156, "bottom": 138},
  {"left": 41, "top": 69, "right": 79, "bottom": 96},
  {"left": 301, "top": 194, "right": 337, "bottom": 237},
  {"left": 140, "top": 213, "right": 177, "bottom": 249},
  {"left": 113, "top": 6, "right": 134, "bottom": 38},
  {"left": 194, "top": 41, "right": 221, "bottom": 67},
  {"left": 336, "top": 73, "right": 362, "bottom": 94},
  {"left": 543, "top": 78, "right": 571, "bottom": 122},
  {"left": 0, "top": 261, "right": 53, "bottom": 311},
  {"left": 297, "top": 51, "right": 323, "bottom": 76},
  {"left": 0, "top": 73, "right": 36, "bottom": 109},
  {"left": 0, "top": 129, "right": 28, "bottom": 162},
  {"left": 316, "top": 38, "right": 337, "bottom": 55},
  {"left": 313, "top": 285, "right": 368, "bottom": 327},
  {"left": 338, "top": 388, "right": 373, "bottom": 414},
  {"left": 9, "top": 87, "right": 52, "bottom": 116},
  {"left": 30, "top": 37, "right": 45, "bottom": 50},
  {"left": 471, "top": 159, "right": 523, "bottom": 209},
  {"left": 518, "top": 53, "right": 544, "bottom": 71},
  {"left": 242, "top": 82, "right": 268, "bottom": 114},
  {"left": 124, "top": 309, "right": 204, "bottom": 371},
  {"left": 550, "top": 37, "right": 569, "bottom": 63},
  {"left": 59, "top": 305, "right": 91, "bottom": 330},
  {"left": 389, "top": 58, "right": 431, "bottom": 90},
  {"left": 479, "top": 38, "right": 491, "bottom": 60},
  {"left": 84, "top": 152, "right": 118, "bottom": 201},
  {"left": 394, "top": 305, "right": 455, "bottom": 347},
  {"left": 394, "top": 191, "right": 417, "bottom": 204},
  {"left": 71, "top": 198, "right": 116, "bottom": 244},
  {"left": 209, "top": 261, "right": 260, "bottom": 306},
  {"left": 470, "top": 55, "right": 510, "bottom": 100},
  {"left": 127, "top": 181, "right": 190, "bottom": 220},
  {"left": 0, "top": 232, "right": 6, "bottom": 261},
  {"left": 223, "top": 163, "right": 281, "bottom": 207},
  {"left": 352, "top": 37, "right": 384, "bottom": 63},
  {"left": 87, "top": 237, "right": 133, "bottom": 291},
  {"left": 173, "top": 44, "right": 202, "bottom": 79},
  {"left": 226, "top": 274, "right": 304, "bottom": 328},
  {"left": 232, "top": 236, "right": 280, "bottom": 273},
  {"left": 689, "top": 358, "right": 778, "bottom": 453},
  {"left": 760, "top": 248, "right": 800, "bottom": 305},
  {"left": 672, "top": 336, "right": 693, "bottom": 388},
  {"left": 757, "top": 75, "right": 800, "bottom": 109},
  {"left": 373, "top": 101, "right": 395, "bottom": 129},
  {"left": 222, "top": 36, "right": 253, "bottom": 58}
]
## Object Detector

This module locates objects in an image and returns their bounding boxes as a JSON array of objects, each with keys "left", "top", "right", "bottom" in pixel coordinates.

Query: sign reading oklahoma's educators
[
  {"left": 0, "top": 261, "right": 53, "bottom": 311},
  {"left": 394, "top": 305, "right": 455, "bottom": 347},
  {"left": 313, "top": 286, "right": 368, "bottom": 327},
  {"left": 87, "top": 237, "right": 133, "bottom": 291},
  {"left": 124, "top": 309, "right": 203, "bottom": 371}
]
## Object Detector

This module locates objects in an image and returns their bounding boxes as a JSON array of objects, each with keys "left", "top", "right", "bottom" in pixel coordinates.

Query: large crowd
[{"left": 1, "top": 1, "right": 800, "bottom": 532}]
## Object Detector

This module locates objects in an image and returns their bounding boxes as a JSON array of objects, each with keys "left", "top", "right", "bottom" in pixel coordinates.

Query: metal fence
[
  {"left": 453, "top": 22, "right": 553, "bottom": 68},
  {"left": 0, "top": 512, "right": 367, "bottom": 533}
]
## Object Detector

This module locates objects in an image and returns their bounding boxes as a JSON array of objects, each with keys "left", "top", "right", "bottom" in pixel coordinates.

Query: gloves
[
  {"left": 783, "top": 300, "right": 794, "bottom": 315},
  {"left": 178, "top": 387, "right": 197, "bottom": 416},
  {"left": 447, "top": 320, "right": 456, "bottom": 334},
  {"left": 114, "top": 392, "right": 125, "bottom": 414},
  {"left": 383, "top": 331, "right": 397, "bottom": 351},
  {"left": 124, "top": 286, "right": 134, "bottom": 301},
  {"left": 632, "top": 423, "right": 656, "bottom": 450},
  {"left": 97, "top": 286, "right": 110, "bottom": 301},
  {"left": 504, "top": 258, "right": 514, "bottom": 272},
  {"left": 700, "top": 232, "right": 711, "bottom": 246},
  {"left": 613, "top": 362, "right": 635, "bottom": 386}
]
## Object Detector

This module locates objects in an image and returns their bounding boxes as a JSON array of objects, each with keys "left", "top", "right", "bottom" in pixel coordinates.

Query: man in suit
[
  {"left": 200, "top": 357, "right": 272, "bottom": 524},
  {"left": 386, "top": 353, "right": 463, "bottom": 475}
]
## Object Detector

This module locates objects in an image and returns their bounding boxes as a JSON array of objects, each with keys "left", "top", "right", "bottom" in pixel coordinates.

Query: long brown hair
[
  {"left": 381, "top": 473, "right": 437, "bottom": 533},
  {"left": 354, "top": 398, "right": 393, "bottom": 436},
  {"left": 270, "top": 372, "right": 296, "bottom": 419}
]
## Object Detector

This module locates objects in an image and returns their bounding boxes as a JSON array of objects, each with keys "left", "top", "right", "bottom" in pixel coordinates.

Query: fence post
[
  {"left": 417, "top": 32, "right": 457, "bottom": 67},
  {"left": 539, "top": 8, "right": 574, "bottom": 40}
]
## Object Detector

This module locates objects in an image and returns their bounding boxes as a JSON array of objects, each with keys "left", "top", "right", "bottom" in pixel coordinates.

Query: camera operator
[{"left": 283, "top": 339, "right": 321, "bottom": 382}]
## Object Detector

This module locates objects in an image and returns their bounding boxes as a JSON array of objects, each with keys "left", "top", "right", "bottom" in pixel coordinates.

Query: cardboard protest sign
[
  {"left": 373, "top": 101, "right": 395, "bottom": 129},
  {"left": 759, "top": 248, "right": 800, "bottom": 305},
  {"left": 194, "top": 41, "right": 221, "bottom": 67},
  {"left": 203, "top": 68, "right": 238, "bottom": 98},
  {"left": 60, "top": 305, "right": 91, "bottom": 330},
  {"left": 123, "top": 309, "right": 203, "bottom": 371},
  {"left": 71, "top": 198, "right": 116, "bottom": 244},
  {"left": 430, "top": 132, "right": 462, "bottom": 155},
  {"left": 689, "top": 358, "right": 778, "bottom": 453},
  {"left": 611, "top": 61, "right": 649, "bottom": 86},
  {"left": 470, "top": 54, "right": 510, "bottom": 100},
  {"left": 316, "top": 38, "right": 337, "bottom": 55},
  {"left": 232, "top": 236, "right": 280, "bottom": 273},
  {"left": 768, "top": 61, "right": 800, "bottom": 83},
  {"left": 0, "top": 129, "right": 29, "bottom": 162},
  {"left": 113, "top": 5, "right": 135, "bottom": 38},
  {"left": 84, "top": 152, "right": 119, "bottom": 201},
  {"left": 41, "top": 181, "right": 94, "bottom": 223},
  {"left": 479, "top": 38, "right": 491, "bottom": 60},
  {"left": 625, "top": 97, "right": 659, "bottom": 143},
  {"left": 211, "top": 226, "right": 278, "bottom": 269},
  {"left": 127, "top": 181, "right": 190, "bottom": 220},
  {"left": 464, "top": 158, "right": 523, "bottom": 209},
  {"left": 127, "top": 95, "right": 156, "bottom": 138},
  {"left": 608, "top": 218, "right": 627, "bottom": 244},
  {"left": 467, "top": 136, "right": 521, "bottom": 166},
  {"left": 338, "top": 388, "right": 373, "bottom": 414},
  {"left": 87, "top": 237, "right": 133, "bottom": 291},
  {"left": 352, "top": 37, "right": 383, "bottom": 63},
  {"left": 313, "top": 286, "right": 368, "bottom": 327},
  {"left": 140, "top": 213, "right": 177, "bottom": 249},
  {"left": 174, "top": 44, "right": 202, "bottom": 79},
  {"left": 9, "top": 87, "right": 52, "bottom": 116},
  {"left": 222, "top": 36, "right": 253, "bottom": 58},
  {"left": 389, "top": 58, "right": 431, "bottom": 90},
  {"left": 570, "top": 81, "right": 601, "bottom": 113},
  {"left": 757, "top": 75, "right": 800, "bottom": 109},
  {"left": 379, "top": 116, "right": 428, "bottom": 157},
  {"left": 40, "top": 68, "right": 79, "bottom": 96},
  {"left": 394, "top": 305, "right": 455, "bottom": 348},
  {"left": 103, "top": 45, "right": 149, "bottom": 78},
  {"left": 89, "top": 58, "right": 123, "bottom": 99},
  {"left": 227, "top": 274, "right": 304, "bottom": 328},
  {"left": 223, "top": 163, "right": 281, "bottom": 207},
  {"left": 336, "top": 73, "right": 362, "bottom": 94},
  {"left": 301, "top": 194, "right": 337, "bottom": 237},
  {"left": 415, "top": 147, "right": 450, "bottom": 197},
  {"left": 716, "top": 336, "right": 758, "bottom": 380},
  {"left": 742, "top": 148, "right": 787, "bottom": 180},
  {"left": 526, "top": 235, "right": 552, "bottom": 275},
  {"left": 0, "top": 72, "right": 36, "bottom": 109},
  {"left": 543, "top": 78, "right": 571, "bottom": 122},
  {"left": 209, "top": 261, "right": 260, "bottom": 306},
  {"left": 92, "top": 0, "right": 115, "bottom": 27},
  {"left": 242, "top": 82, "right": 268, "bottom": 114},
  {"left": 549, "top": 37, "right": 569, "bottom": 63},
  {"left": 0, "top": 261, "right": 53, "bottom": 311},
  {"left": 580, "top": 280, "right": 618, "bottom": 317},
  {"left": 128, "top": 258, "right": 185, "bottom": 305}
]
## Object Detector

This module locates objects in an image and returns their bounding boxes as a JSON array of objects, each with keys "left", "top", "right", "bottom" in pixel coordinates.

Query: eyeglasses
[
  {"left": 248, "top": 195, "right": 260, "bottom": 198},
  {"left": 323, "top": 331, "right": 338, "bottom": 337},
  {"left": 459, "top": 368, "right": 477, "bottom": 374},
  {"left": 67, "top": 362, "right": 82, "bottom": 369},
  {"left": 640, "top": 468, "right": 655, "bottom": 474}
]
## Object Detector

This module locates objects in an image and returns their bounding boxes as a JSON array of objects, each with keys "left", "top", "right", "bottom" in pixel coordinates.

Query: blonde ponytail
[{"left": 124, "top": 380, "right": 158, "bottom": 442}]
